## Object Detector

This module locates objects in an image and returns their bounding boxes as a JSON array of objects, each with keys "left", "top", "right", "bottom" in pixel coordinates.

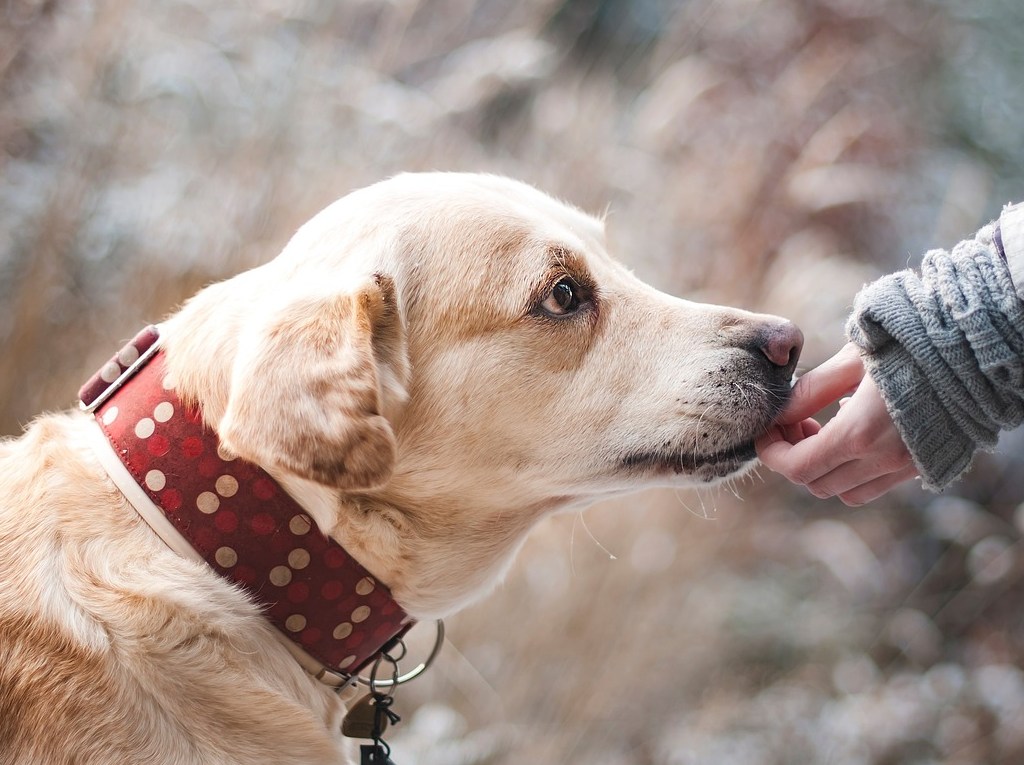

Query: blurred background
[{"left": 3, "top": 0, "right": 1024, "bottom": 762}]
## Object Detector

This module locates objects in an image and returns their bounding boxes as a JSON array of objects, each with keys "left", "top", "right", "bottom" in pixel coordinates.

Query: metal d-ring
[{"left": 356, "top": 619, "right": 445, "bottom": 689}]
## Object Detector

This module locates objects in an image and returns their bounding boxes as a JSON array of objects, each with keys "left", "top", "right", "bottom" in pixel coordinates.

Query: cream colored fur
[{"left": 0, "top": 173, "right": 799, "bottom": 764}]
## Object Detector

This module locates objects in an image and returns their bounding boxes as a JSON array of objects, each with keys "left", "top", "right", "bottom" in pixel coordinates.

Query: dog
[{"left": 0, "top": 173, "right": 801, "bottom": 764}]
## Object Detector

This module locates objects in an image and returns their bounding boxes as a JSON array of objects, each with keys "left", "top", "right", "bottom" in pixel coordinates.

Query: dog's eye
[{"left": 540, "top": 278, "right": 581, "bottom": 316}]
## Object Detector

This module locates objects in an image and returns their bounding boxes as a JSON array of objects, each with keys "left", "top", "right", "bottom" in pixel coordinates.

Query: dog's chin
[{"left": 619, "top": 440, "right": 757, "bottom": 484}]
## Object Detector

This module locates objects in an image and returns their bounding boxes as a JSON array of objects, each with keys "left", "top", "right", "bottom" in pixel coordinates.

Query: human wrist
[
  {"left": 848, "top": 336, "right": 975, "bottom": 491},
  {"left": 843, "top": 246, "right": 1018, "bottom": 491}
]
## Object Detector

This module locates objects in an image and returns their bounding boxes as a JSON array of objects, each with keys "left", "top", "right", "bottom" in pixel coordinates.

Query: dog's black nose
[{"left": 758, "top": 321, "right": 803, "bottom": 376}]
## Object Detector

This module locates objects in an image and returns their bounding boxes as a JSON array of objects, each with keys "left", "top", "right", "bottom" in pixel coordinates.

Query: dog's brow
[
  {"left": 546, "top": 247, "right": 597, "bottom": 301},
  {"left": 547, "top": 246, "right": 592, "bottom": 284}
]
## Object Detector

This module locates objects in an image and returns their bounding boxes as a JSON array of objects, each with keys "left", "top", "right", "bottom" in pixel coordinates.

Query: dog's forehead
[
  {"left": 405, "top": 175, "right": 602, "bottom": 246},
  {"left": 379, "top": 174, "right": 606, "bottom": 273},
  {"left": 292, "top": 173, "right": 606, "bottom": 271}
]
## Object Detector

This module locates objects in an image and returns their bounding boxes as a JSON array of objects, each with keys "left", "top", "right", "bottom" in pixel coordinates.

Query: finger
[
  {"left": 777, "top": 343, "right": 865, "bottom": 425},
  {"left": 754, "top": 419, "right": 823, "bottom": 473},
  {"left": 805, "top": 449, "right": 913, "bottom": 499},
  {"left": 756, "top": 424, "right": 850, "bottom": 485},
  {"left": 775, "top": 418, "right": 820, "bottom": 445},
  {"left": 799, "top": 418, "right": 822, "bottom": 439},
  {"left": 837, "top": 465, "right": 920, "bottom": 507},
  {"left": 754, "top": 415, "right": 816, "bottom": 450}
]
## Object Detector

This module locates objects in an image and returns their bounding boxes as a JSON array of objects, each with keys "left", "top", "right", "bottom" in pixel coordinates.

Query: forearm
[{"left": 846, "top": 209, "right": 1024, "bottom": 490}]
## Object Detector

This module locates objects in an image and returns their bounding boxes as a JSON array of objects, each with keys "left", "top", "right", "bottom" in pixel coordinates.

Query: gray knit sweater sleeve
[{"left": 845, "top": 225, "right": 1024, "bottom": 491}]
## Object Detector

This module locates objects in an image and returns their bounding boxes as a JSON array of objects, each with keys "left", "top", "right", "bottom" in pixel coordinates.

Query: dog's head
[{"left": 164, "top": 173, "right": 800, "bottom": 613}]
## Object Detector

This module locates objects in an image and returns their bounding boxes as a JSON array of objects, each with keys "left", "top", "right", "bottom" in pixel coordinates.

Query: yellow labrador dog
[{"left": 0, "top": 173, "right": 801, "bottom": 764}]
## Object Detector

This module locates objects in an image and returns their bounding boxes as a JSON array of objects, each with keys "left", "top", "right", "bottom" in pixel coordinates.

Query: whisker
[
  {"left": 578, "top": 512, "right": 617, "bottom": 560},
  {"left": 691, "top": 401, "right": 717, "bottom": 468},
  {"left": 569, "top": 511, "right": 578, "bottom": 577},
  {"left": 672, "top": 488, "right": 716, "bottom": 521}
]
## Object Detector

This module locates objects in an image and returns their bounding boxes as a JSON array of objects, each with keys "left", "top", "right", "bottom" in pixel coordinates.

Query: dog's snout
[{"left": 758, "top": 321, "right": 803, "bottom": 375}]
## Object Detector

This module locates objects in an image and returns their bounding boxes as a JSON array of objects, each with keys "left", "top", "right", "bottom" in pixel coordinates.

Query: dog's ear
[{"left": 219, "top": 274, "right": 408, "bottom": 491}]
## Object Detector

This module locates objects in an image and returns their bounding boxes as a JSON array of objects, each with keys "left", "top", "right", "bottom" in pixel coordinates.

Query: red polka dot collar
[{"left": 79, "top": 326, "right": 412, "bottom": 685}]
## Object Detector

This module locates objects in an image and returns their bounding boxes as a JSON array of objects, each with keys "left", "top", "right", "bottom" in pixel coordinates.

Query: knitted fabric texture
[{"left": 846, "top": 225, "right": 1024, "bottom": 490}]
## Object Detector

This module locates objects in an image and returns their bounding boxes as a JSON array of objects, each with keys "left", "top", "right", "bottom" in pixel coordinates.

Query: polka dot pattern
[
  {"left": 289, "top": 514, "right": 312, "bottom": 536},
  {"left": 145, "top": 469, "right": 166, "bottom": 491},
  {"left": 288, "top": 548, "right": 311, "bottom": 570},
  {"left": 270, "top": 565, "right": 293, "bottom": 586},
  {"left": 78, "top": 325, "right": 161, "bottom": 409},
  {"left": 100, "top": 361, "right": 121, "bottom": 384},
  {"left": 215, "top": 475, "right": 239, "bottom": 498},
  {"left": 117, "top": 345, "right": 140, "bottom": 367},
  {"left": 196, "top": 491, "right": 220, "bottom": 514},
  {"left": 92, "top": 348, "right": 411, "bottom": 676},
  {"left": 135, "top": 418, "right": 155, "bottom": 439},
  {"left": 154, "top": 401, "right": 174, "bottom": 422},
  {"left": 215, "top": 546, "right": 238, "bottom": 568},
  {"left": 351, "top": 605, "right": 371, "bottom": 623}
]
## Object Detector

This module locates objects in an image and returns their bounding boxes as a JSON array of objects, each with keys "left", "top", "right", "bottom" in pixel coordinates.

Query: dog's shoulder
[{"left": 0, "top": 413, "right": 351, "bottom": 764}]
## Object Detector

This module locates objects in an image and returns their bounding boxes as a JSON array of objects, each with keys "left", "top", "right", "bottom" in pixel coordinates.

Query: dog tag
[
  {"left": 342, "top": 694, "right": 388, "bottom": 739},
  {"left": 360, "top": 743, "right": 396, "bottom": 765}
]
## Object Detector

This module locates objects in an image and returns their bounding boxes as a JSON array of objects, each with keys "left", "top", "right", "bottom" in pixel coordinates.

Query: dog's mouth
[
  {"left": 618, "top": 440, "right": 757, "bottom": 479},
  {"left": 617, "top": 381, "right": 791, "bottom": 482},
  {"left": 612, "top": 368, "right": 795, "bottom": 484}
]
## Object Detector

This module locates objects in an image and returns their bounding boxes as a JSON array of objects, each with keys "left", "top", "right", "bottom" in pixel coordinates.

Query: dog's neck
[
  {"left": 270, "top": 476, "right": 554, "bottom": 620},
  {"left": 81, "top": 333, "right": 415, "bottom": 681},
  {"left": 159, "top": 289, "right": 562, "bottom": 621}
]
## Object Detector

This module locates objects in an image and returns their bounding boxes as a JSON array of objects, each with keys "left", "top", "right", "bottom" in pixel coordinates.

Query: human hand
[{"left": 755, "top": 342, "right": 918, "bottom": 506}]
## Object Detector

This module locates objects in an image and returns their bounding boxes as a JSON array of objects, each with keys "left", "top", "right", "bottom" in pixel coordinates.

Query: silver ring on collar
[{"left": 355, "top": 619, "right": 445, "bottom": 689}]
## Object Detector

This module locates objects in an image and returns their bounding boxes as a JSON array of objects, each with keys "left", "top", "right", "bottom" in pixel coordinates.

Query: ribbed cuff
[{"left": 850, "top": 334, "right": 976, "bottom": 491}]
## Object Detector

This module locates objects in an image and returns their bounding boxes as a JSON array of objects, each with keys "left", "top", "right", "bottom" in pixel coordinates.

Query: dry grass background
[{"left": 3, "top": 1, "right": 1024, "bottom": 763}]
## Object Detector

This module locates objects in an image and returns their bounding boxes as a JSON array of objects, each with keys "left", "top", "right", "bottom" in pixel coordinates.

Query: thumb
[{"left": 776, "top": 342, "right": 865, "bottom": 425}]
